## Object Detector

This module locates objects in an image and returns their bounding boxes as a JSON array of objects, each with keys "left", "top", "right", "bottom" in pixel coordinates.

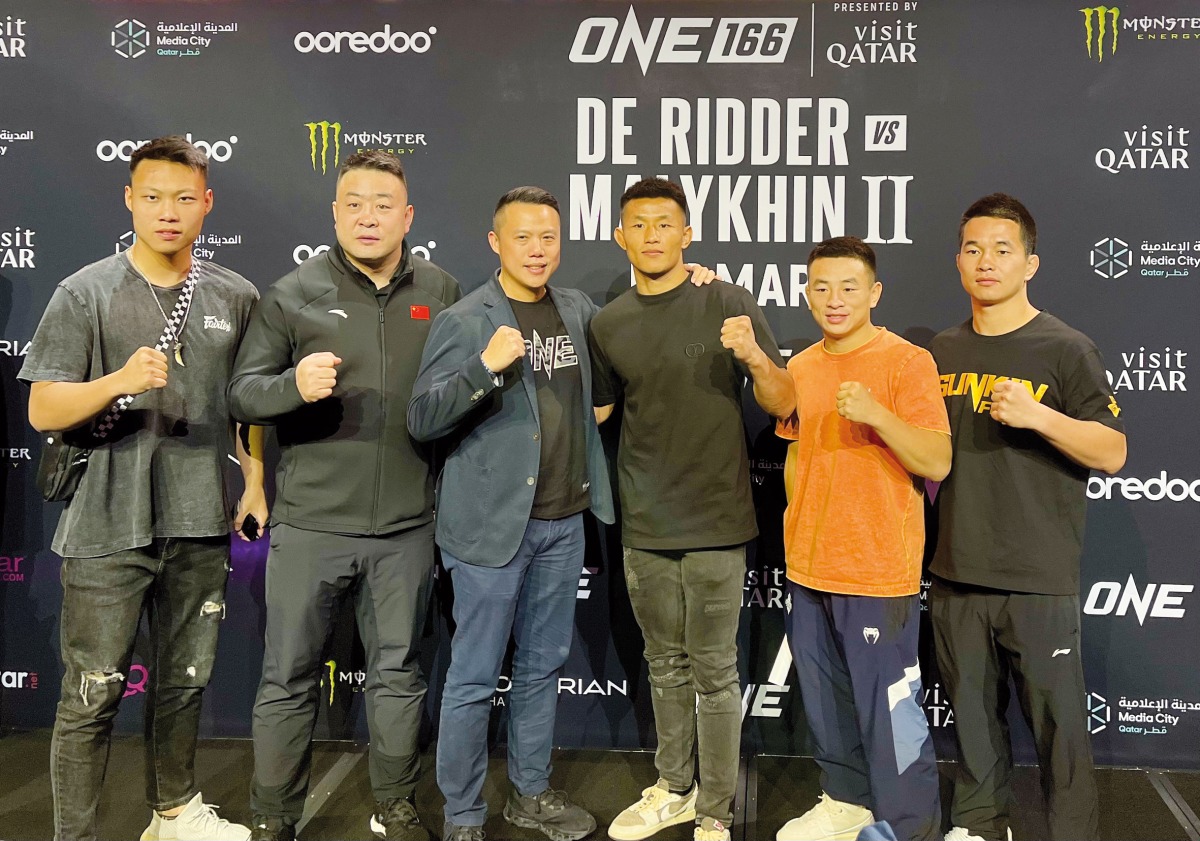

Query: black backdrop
[{"left": 1, "top": 0, "right": 1198, "bottom": 770}]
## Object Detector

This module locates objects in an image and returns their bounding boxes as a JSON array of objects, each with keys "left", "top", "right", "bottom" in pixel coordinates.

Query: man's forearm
[
  {"left": 28, "top": 377, "right": 127, "bottom": 432},
  {"left": 746, "top": 351, "right": 796, "bottom": 418},
  {"left": 1034, "top": 410, "right": 1127, "bottom": 475},
  {"left": 236, "top": 423, "right": 265, "bottom": 487},
  {"left": 869, "top": 410, "right": 952, "bottom": 481}
]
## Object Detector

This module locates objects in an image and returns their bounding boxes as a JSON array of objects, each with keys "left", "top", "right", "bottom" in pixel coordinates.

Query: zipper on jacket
[{"left": 371, "top": 300, "right": 387, "bottom": 533}]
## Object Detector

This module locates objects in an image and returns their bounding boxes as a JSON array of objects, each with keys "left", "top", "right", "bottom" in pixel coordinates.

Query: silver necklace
[{"left": 134, "top": 255, "right": 199, "bottom": 367}]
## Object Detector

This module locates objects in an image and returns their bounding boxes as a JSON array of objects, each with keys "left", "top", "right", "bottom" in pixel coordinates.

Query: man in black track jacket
[{"left": 228, "top": 151, "right": 460, "bottom": 841}]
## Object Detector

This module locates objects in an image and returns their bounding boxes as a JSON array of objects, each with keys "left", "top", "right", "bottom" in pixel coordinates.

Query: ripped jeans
[
  {"left": 623, "top": 544, "right": 745, "bottom": 826},
  {"left": 51, "top": 536, "right": 230, "bottom": 841}
]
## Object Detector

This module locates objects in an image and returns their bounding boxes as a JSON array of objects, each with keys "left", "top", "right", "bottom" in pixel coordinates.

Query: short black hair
[
  {"left": 129, "top": 135, "right": 208, "bottom": 179},
  {"left": 338, "top": 149, "right": 407, "bottom": 187},
  {"left": 808, "top": 236, "right": 877, "bottom": 276},
  {"left": 959, "top": 193, "right": 1037, "bottom": 255},
  {"left": 494, "top": 186, "right": 560, "bottom": 226},
  {"left": 619, "top": 177, "right": 688, "bottom": 220}
]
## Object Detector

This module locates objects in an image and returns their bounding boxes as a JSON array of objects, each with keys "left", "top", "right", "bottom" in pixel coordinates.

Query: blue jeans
[
  {"left": 51, "top": 537, "right": 230, "bottom": 841},
  {"left": 437, "top": 513, "right": 585, "bottom": 827}
]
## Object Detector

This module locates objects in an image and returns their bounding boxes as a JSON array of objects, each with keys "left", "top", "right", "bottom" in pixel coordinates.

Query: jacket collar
[{"left": 328, "top": 240, "right": 414, "bottom": 289}]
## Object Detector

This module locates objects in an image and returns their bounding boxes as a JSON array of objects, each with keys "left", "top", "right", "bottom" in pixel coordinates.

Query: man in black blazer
[{"left": 408, "top": 186, "right": 612, "bottom": 841}]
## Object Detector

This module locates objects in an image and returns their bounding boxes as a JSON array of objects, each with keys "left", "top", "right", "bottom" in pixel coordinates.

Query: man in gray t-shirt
[{"left": 19, "top": 137, "right": 262, "bottom": 841}]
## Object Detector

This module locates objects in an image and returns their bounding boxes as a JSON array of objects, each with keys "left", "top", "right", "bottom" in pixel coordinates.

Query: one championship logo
[
  {"left": 306, "top": 121, "right": 341, "bottom": 174},
  {"left": 1080, "top": 6, "right": 1120, "bottom": 62}
]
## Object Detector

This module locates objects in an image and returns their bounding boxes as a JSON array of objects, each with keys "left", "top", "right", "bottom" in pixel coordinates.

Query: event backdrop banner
[{"left": 1, "top": 0, "right": 1197, "bottom": 771}]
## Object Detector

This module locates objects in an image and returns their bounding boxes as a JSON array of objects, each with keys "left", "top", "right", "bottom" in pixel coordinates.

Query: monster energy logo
[
  {"left": 1080, "top": 6, "right": 1120, "bottom": 61},
  {"left": 306, "top": 121, "right": 341, "bottom": 174}
]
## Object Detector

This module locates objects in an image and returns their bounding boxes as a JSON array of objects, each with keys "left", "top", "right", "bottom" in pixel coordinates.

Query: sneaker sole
[
  {"left": 606, "top": 806, "right": 697, "bottom": 841},
  {"left": 503, "top": 804, "right": 596, "bottom": 841},
  {"left": 776, "top": 814, "right": 872, "bottom": 841}
]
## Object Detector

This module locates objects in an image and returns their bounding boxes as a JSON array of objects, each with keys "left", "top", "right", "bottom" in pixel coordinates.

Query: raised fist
[
  {"left": 118, "top": 346, "right": 169, "bottom": 395},
  {"left": 296, "top": 352, "right": 342, "bottom": 403},
  {"left": 481, "top": 325, "right": 526, "bottom": 373}
]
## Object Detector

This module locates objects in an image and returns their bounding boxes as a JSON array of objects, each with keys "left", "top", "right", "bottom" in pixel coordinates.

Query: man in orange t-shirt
[{"left": 774, "top": 237, "right": 951, "bottom": 841}]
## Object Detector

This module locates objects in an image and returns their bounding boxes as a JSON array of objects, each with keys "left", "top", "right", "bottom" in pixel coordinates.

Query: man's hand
[
  {"left": 836, "top": 381, "right": 883, "bottom": 427},
  {"left": 720, "top": 315, "right": 762, "bottom": 364},
  {"left": 117, "top": 347, "right": 168, "bottom": 395},
  {"left": 481, "top": 326, "right": 526, "bottom": 373},
  {"left": 989, "top": 380, "right": 1045, "bottom": 430},
  {"left": 686, "top": 263, "right": 720, "bottom": 286},
  {"left": 295, "top": 352, "right": 342, "bottom": 403},
  {"left": 233, "top": 486, "right": 269, "bottom": 542}
]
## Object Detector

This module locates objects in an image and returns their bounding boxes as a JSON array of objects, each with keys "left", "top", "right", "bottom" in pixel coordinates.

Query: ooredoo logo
[
  {"left": 1087, "top": 471, "right": 1200, "bottom": 502},
  {"left": 292, "top": 239, "right": 437, "bottom": 266},
  {"left": 294, "top": 25, "right": 436, "bottom": 54},
  {"left": 96, "top": 133, "right": 238, "bottom": 163}
]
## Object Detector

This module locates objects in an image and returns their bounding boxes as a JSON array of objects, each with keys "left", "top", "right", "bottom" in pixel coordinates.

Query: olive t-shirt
[
  {"left": 19, "top": 253, "right": 259, "bottom": 558},
  {"left": 589, "top": 278, "right": 785, "bottom": 550}
]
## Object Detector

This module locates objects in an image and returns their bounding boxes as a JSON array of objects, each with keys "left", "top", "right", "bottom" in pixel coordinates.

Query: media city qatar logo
[
  {"left": 1091, "top": 237, "right": 1130, "bottom": 279},
  {"left": 112, "top": 18, "right": 149, "bottom": 59},
  {"left": 1087, "top": 692, "right": 1111, "bottom": 734}
]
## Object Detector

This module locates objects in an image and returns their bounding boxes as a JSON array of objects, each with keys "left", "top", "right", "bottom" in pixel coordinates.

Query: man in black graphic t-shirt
[
  {"left": 409, "top": 187, "right": 613, "bottom": 841},
  {"left": 930, "top": 194, "right": 1126, "bottom": 841}
]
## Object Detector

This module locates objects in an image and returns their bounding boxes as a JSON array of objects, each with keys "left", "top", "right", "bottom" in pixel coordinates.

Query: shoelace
[
  {"left": 184, "top": 800, "right": 235, "bottom": 833},
  {"left": 630, "top": 786, "right": 672, "bottom": 813},
  {"left": 379, "top": 798, "right": 419, "bottom": 825},
  {"left": 533, "top": 789, "right": 568, "bottom": 811},
  {"left": 450, "top": 828, "right": 484, "bottom": 841}
]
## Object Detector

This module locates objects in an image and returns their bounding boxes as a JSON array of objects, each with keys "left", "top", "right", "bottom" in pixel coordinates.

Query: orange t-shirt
[{"left": 776, "top": 328, "right": 950, "bottom": 597}]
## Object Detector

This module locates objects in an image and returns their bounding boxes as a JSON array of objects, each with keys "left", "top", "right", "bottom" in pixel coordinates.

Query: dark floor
[{"left": 1, "top": 733, "right": 1198, "bottom": 840}]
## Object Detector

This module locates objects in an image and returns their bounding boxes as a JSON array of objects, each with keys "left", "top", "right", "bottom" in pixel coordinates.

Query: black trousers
[
  {"left": 930, "top": 577, "right": 1099, "bottom": 841},
  {"left": 250, "top": 522, "right": 435, "bottom": 821}
]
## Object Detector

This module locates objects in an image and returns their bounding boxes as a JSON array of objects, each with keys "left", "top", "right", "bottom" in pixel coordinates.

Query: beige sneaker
[
  {"left": 694, "top": 816, "right": 731, "bottom": 841},
  {"left": 608, "top": 780, "right": 698, "bottom": 840},
  {"left": 775, "top": 793, "right": 873, "bottom": 841}
]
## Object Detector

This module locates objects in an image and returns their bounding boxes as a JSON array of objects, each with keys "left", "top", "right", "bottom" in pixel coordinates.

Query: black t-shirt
[
  {"left": 588, "top": 278, "right": 785, "bottom": 550},
  {"left": 510, "top": 295, "right": 589, "bottom": 521},
  {"left": 930, "top": 312, "right": 1125, "bottom": 595}
]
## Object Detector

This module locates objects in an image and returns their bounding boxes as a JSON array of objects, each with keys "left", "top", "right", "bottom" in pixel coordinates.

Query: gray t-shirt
[{"left": 19, "top": 252, "right": 259, "bottom": 558}]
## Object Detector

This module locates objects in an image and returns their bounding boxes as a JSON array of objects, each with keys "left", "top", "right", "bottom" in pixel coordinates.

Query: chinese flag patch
[{"left": 410, "top": 305, "right": 430, "bottom": 320}]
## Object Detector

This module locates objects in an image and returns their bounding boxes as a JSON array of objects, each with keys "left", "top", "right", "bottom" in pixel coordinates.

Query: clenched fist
[
  {"left": 720, "top": 315, "right": 760, "bottom": 364},
  {"left": 835, "top": 381, "right": 882, "bottom": 426},
  {"left": 296, "top": 352, "right": 342, "bottom": 403},
  {"left": 118, "top": 347, "right": 169, "bottom": 395},
  {"left": 989, "top": 380, "right": 1044, "bottom": 429},
  {"left": 481, "top": 325, "right": 526, "bottom": 373}
]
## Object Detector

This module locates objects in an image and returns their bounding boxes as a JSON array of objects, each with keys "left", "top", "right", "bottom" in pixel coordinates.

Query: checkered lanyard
[{"left": 94, "top": 261, "right": 201, "bottom": 440}]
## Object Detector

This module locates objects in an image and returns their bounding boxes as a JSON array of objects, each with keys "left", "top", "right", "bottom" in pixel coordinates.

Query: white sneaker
[
  {"left": 140, "top": 792, "right": 251, "bottom": 841},
  {"left": 945, "top": 828, "right": 1013, "bottom": 841},
  {"left": 775, "top": 793, "right": 873, "bottom": 841},
  {"left": 608, "top": 779, "right": 698, "bottom": 840}
]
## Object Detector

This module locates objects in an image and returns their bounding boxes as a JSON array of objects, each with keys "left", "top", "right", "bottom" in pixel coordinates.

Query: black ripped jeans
[{"left": 51, "top": 536, "right": 230, "bottom": 841}]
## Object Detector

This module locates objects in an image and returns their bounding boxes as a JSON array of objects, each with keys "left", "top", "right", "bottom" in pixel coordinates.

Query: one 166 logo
[{"left": 570, "top": 7, "right": 796, "bottom": 75}]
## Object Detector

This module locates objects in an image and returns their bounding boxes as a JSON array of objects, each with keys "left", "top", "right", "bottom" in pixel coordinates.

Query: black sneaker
[
  {"left": 503, "top": 788, "right": 596, "bottom": 841},
  {"left": 443, "top": 822, "right": 486, "bottom": 841},
  {"left": 370, "top": 797, "right": 430, "bottom": 840},
  {"left": 249, "top": 815, "right": 295, "bottom": 841}
]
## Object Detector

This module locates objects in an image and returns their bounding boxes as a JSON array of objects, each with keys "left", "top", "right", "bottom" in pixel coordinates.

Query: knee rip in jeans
[
  {"left": 698, "top": 686, "right": 735, "bottom": 709},
  {"left": 200, "top": 600, "right": 225, "bottom": 619},
  {"left": 648, "top": 665, "right": 689, "bottom": 691},
  {"left": 79, "top": 670, "right": 125, "bottom": 707}
]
